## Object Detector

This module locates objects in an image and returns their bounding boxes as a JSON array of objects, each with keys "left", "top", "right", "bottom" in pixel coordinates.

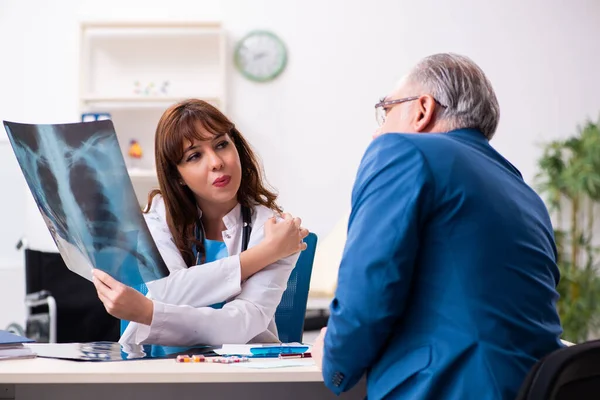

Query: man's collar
[{"left": 445, "top": 128, "right": 488, "bottom": 142}]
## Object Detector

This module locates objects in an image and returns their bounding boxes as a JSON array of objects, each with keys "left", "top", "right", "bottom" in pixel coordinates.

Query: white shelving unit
[{"left": 79, "top": 21, "right": 227, "bottom": 205}]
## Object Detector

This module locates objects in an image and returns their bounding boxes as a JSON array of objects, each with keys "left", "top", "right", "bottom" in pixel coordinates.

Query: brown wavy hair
[{"left": 145, "top": 99, "right": 281, "bottom": 266}]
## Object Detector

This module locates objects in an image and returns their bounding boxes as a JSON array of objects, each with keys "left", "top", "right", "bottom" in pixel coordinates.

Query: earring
[{"left": 179, "top": 180, "right": 185, "bottom": 186}]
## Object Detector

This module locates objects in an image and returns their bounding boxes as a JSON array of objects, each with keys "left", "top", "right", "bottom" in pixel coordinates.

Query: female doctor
[{"left": 92, "top": 99, "right": 308, "bottom": 346}]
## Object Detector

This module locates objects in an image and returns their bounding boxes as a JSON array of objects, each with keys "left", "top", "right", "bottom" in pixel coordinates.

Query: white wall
[{"left": 1, "top": 0, "right": 599, "bottom": 327}]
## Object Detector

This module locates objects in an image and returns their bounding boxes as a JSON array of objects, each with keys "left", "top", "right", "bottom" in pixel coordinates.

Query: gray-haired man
[{"left": 312, "top": 53, "right": 563, "bottom": 399}]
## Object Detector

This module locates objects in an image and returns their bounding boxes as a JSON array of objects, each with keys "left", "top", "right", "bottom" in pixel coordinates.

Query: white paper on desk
[
  {"left": 231, "top": 360, "right": 314, "bottom": 369},
  {"left": 215, "top": 343, "right": 307, "bottom": 356}
]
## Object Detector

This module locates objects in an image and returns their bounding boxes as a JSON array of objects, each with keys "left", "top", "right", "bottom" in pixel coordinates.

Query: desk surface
[{"left": 0, "top": 356, "right": 320, "bottom": 384}]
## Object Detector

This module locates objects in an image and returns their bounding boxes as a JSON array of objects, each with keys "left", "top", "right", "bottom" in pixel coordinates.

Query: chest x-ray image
[{"left": 4, "top": 119, "right": 169, "bottom": 287}]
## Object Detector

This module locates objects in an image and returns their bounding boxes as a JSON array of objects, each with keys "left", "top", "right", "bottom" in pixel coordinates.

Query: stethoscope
[{"left": 193, "top": 205, "right": 252, "bottom": 265}]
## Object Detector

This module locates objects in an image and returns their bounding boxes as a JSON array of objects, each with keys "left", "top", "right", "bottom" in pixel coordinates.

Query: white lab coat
[{"left": 119, "top": 195, "right": 299, "bottom": 347}]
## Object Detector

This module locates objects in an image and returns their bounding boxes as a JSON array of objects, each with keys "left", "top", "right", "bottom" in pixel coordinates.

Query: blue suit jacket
[{"left": 322, "top": 129, "right": 563, "bottom": 399}]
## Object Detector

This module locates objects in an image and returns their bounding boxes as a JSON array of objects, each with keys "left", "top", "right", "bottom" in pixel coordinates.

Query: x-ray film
[{"left": 4, "top": 119, "right": 169, "bottom": 287}]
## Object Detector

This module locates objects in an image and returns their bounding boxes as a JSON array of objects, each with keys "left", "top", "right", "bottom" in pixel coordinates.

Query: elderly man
[{"left": 312, "top": 53, "right": 563, "bottom": 399}]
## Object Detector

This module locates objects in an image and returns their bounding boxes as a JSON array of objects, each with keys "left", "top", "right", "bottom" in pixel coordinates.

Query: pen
[{"left": 279, "top": 352, "right": 312, "bottom": 359}]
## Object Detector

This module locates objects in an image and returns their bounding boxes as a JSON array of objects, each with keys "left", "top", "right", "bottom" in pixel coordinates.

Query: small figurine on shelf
[
  {"left": 128, "top": 139, "right": 143, "bottom": 159},
  {"left": 160, "top": 80, "right": 170, "bottom": 95},
  {"left": 144, "top": 82, "right": 155, "bottom": 96},
  {"left": 132, "top": 80, "right": 170, "bottom": 96},
  {"left": 128, "top": 139, "right": 143, "bottom": 169}
]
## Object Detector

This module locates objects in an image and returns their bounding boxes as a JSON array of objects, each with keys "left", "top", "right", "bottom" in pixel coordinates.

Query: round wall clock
[{"left": 234, "top": 30, "right": 288, "bottom": 83}]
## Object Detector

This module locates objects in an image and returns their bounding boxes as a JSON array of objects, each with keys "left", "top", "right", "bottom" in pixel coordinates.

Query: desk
[{"left": 0, "top": 354, "right": 365, "bottom": 400}]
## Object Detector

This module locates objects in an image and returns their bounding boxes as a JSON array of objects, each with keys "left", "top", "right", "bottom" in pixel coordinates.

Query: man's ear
[{"left": 413, "top": 95, "right": 437, "bottom": 132}]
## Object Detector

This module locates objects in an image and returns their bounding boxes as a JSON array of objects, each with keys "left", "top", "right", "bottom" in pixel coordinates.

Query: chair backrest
[
  {"left": 274, "top": 232, "right": 318, "bottom": 343},
  {"left": 516, "top": 339, "right": 600, "bottom": 400},
  {"left": 121, "top": 233, "right": 319, "bottom": 344}
]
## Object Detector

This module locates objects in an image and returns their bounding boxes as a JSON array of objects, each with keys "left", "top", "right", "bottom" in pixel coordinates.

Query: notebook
[{"left": 0, "top": 330, "right": 36, "bottom": 361}]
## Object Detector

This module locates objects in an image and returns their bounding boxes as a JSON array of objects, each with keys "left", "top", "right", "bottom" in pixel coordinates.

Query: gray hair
[{"left": 406, "top": 53, "right": 500, "bottom": 140}]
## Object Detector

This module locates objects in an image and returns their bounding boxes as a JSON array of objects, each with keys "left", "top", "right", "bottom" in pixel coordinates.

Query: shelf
[
  {"left": 128, "top": 168, "right": 156, "bottom": 179},
  {"left": 81, "top": 22, "right": 223, "bottom": 39},
  {"left": 84, "top": 27, "right": 222, "bottom": 38},
  {"left": 81, "top": 21, "right": 222, "bottom": 29},
  {"left": 82, "top": 95, "right": 220, "bottom": 110}
]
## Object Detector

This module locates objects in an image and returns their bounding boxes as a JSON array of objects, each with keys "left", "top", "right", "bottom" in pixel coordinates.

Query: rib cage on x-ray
[{"left": 4, "top": 120, "right": 169, "bottom": 287}]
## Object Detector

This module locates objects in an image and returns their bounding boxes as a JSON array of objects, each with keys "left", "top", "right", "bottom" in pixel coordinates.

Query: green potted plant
[{"left": 536, "top": 119, "right": 600, "bottom": 343}]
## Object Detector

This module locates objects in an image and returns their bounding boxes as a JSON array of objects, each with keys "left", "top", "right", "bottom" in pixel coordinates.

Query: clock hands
[{"left": 253, "top": 52, "right": 268, "bottom": 61}]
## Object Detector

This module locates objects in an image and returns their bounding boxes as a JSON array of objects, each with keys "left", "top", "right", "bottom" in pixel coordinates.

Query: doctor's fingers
[
  {"left": 96, "top": 290, "right": 113, "bottom": 310},
  {"left": 94, "top": 270, "right": 129, "bottom": 301},
  {"left": 92, "top": 269, "right": 120, "bottom": 289},
  {"left": 92, "top": 271, "right": 111, "bottom": 292},
  {"left": 299, "top": 227, "right": 309, "bottom": 239},
  {"left": 277, "top": 212, "right": 301, "bottom": 228},
  {"left": 282, "top": 212, "right": 294, "bottom": 222},
  {"left": 93, "top": 276, "right": 115, "bottom": 301},
  {"left": 93, "top": 273, "right": 127, "bottom": 303},
  {"left": 97, "top": 290, "right": 122, "bottom": 318},
  {"left": 93, "top": 280, "right": 115, "bottom": 310},
  {"left": 292, "top": 217, "right": 302, "bottom": 229}
]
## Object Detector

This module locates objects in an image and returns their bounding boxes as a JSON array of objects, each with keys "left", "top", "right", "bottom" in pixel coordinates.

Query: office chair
[
  {"left": 274, "top": 232, "right": 318, "bottom": 343},
  {"left": 121, "top": 233, "right": 319, "bottom": 344},
  {"left": 516, "top": 339, "right": 600, "bottom": 400},
  {"left": 23, "top": 248, "right": 120, "bottom": 343}
]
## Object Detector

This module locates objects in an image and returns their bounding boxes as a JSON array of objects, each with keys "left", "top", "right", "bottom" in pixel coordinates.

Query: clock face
[{"left": 234, "top": 30, "right": 287, "bottom": 83}]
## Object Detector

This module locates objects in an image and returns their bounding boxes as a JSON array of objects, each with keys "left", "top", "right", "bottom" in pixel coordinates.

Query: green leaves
[
  {"left": 556, "top": 259, "right": 600, "bottom": 343},
  {"left": 536, "top": 119, "right": 600, "bottom": 343},
  {"left": 537, "top": 122, "right": 600, "bottom": 205}
]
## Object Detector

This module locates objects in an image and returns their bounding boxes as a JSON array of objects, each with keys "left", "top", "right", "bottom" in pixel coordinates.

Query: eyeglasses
[{"left": 374, "top": 96, "right": 447, "bottom": 126}]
